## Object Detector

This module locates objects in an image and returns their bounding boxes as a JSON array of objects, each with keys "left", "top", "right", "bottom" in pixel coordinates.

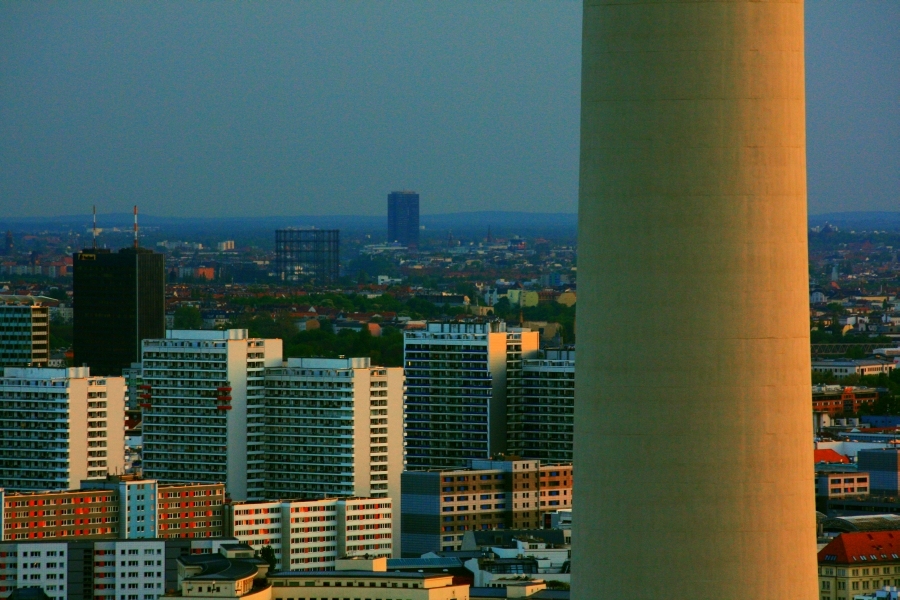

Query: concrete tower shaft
[{"left": 574, "top": 2, "right": 817, "bottom": 598}]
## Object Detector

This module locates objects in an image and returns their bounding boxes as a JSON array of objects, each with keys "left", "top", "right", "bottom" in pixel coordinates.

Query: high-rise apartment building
[
  {"left": 401, "top": 459, "right": 572, "bottom": 557},
  {"left": 262, "top": 358, "right": 403, "bottom": 501},
  {"left": 403, "top": 321, "right": 538, "bottom": 469},
  {"left": 262, "top": 357, "right": 403, "bottom": 550},
  {"left": 141, "top": 330, "right": 283, "bottom": 501},
  {"left": 226, "top": 497, "right": 393, "bottom": 571},
  {"left": 507, "top": 348, "right": 574, "bottom": 463},
  {"left": 387, "top": 191, "right": 419, "bottom": 248},
  {"left": 0, "top": 297, "right": 49, "bottom": 368},
  {"left": 0, "top": 367, "right": 124, "bottom": 491},
  {"left": 73, "top": 248, "right": 165, "bottom": 376}
]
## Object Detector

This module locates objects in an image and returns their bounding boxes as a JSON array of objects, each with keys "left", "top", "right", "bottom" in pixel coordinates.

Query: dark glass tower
[
  {"left": 387, "top": 191, "right": 419, "bottom": 248},
  {"left": 73, "top": 247, "right": 165, "bottom": 376}
]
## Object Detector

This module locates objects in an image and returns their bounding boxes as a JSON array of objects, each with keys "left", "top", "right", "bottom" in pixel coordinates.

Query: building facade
[
  {"left": 816, "top": 472, "right": 870, "bottom": 499},
  {"left": 814, "top": 385, "right": 881, "bottom": 416},
  {"left": 141, "top": 330, "right": 283, "bottom": 501},
  {"left": 818, "top": 531, "right": 900, "bottom": 599},
  {"left": 261, "top": 357, "right": 403, "bottom": 549},
  {"left": 859, "top": 450, "right": 900, "bottom": 496},
  {"left": 507, "top": 349, "right": 574, "bottom": 463},
  {"left": 813, "top": 360, "right": 896, "bottom": 379},
  {"left": 273, "top": 230, "right": 339, "bottom": 284},
  {"left": 401, "top": 459, "right": 572, "bottom": 557},
  {"left": 227, "top": 498, "right": 392, "bottom": 571},
  {"left": 0, "top": 479, "right": 225, "bottom": 542},
  {"left": 0, "top": 298, "right": 49, "bottom": 368},
  {"left": 403, "top": 321, "right": 539, "bottom": 470},
  {"left": 261, "top": 357, "right": 402, "bottom": 500},
  {"left": 387, "top": 191, "right": 420, "bottom": 248},
  {"left": 0, "top": 367, "right": 125, "bottom": 492},
  {"left": 73, "top": 248, "right": 165, "bottom": 376}
]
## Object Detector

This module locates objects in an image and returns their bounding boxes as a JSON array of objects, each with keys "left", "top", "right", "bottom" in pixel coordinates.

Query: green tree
[
  {"left": 174, "top": 305, "right": 203, "bottom": 329},
  {"left": 259, "top": 545, "right": 277, "bottom": 570}
]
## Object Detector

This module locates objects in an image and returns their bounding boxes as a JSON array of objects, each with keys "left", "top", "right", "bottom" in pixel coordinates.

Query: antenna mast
[
  {"left": 92, "top": 205, "right": 97, "bottom": 249},
  {"left": 133, "top": 205, "right": 138, "bottom": 249}
]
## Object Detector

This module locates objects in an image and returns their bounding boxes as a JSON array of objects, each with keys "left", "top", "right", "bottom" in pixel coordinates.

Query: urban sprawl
[{"left": 0, "top": 195, "right": 899, "bottom": 600}]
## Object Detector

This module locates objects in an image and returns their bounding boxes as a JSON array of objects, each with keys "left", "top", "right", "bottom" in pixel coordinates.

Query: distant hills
[
  {"left": 0, "top": 211, "right": 580, "bottom": 238},
  {"left": 2, "top": 210, "right": 898, "bottom": 236},
  {"left": 808, "top": 211, "right": 900, "bottom": 231}
]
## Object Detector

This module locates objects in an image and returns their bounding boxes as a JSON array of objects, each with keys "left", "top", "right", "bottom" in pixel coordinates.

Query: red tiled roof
[
  {"left": 815, "top": 449, "right": 850, "bottom": 464},
  {"left": 820, "top": 531, "right": 900, "bottom": 564}
]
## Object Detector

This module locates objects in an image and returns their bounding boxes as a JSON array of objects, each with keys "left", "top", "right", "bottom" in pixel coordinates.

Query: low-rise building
[
  {"left": 401, "top": 459, "right": 571, "bottom": 557},
  {"left": 226, "top": 497, "right": 392, "bottom": 571},
  {"left": 814, "top": 386, "right": 881, "bottom": 416},
  {"left": 818, "top": 531, "right": 900, "bottom": 599},
  {"left": 817, "top": 472, "right": 871, "bottom": 499},
  {"left": 0, "top": 478, "right": 225, "bottom": 542},
  {"left": 813, "top": 360, "right": 896, "bottom": 379}
]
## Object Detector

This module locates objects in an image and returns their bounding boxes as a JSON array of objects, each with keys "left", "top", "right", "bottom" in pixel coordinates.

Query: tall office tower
[
  {"left": 262, "top": 357, "right": 403, "bottom": 549},
  {"left": 274, "top": 228, "right": 340, "bottom": 283},
  {"left": 73, "top": 247, "right": 165, "bottom": 376},
  {"left": 227, "top": 497, "right": 393, "bottom": 570},
  {"left": 0, "top": 367, "right": 125, "bottom": 491},
  {"left": 141, "top": 330, "right": 283, "bottom": 501},
  {"left": 387, "top": 191, "right": 420, "bottom": 248},
  {"left": 403, "top": 321, "right": 539, "bottom": 469},
  {"left": 575, "top": 2, "right": 816, "bottom": 598},
  {"left": 507, "top": 348, "right": 574, "bottom": 463},
  {"left": 0, "top": 296, "right": 49, "bottom": 367}
]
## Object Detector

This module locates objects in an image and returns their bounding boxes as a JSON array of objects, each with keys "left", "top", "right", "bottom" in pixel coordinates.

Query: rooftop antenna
[
  {"left": 133, "top": 205, "right": 138, "bottom": 249},
  {"left": 92, "top": 205, "right": 97, "bottom": 249}
]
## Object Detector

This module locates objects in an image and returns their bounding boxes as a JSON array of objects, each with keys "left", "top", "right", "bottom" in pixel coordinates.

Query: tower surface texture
[{"left": 573, "top": 1, "right": 818, "bottom": 598}]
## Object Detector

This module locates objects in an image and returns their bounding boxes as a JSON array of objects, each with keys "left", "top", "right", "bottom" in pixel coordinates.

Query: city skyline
[{"left": 1, "top": 3, "right": 897, "bottom": 219}]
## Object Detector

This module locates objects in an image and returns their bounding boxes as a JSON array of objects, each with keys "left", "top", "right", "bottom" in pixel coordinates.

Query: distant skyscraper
[
  {"left": 274, "top": 229, "right": 340, "bottom": 283},
  {"left": 387, "top": 191, "right": 419, "bottom": 248},
  {"left": 73, "top": 247, "right": 165, "bottom": 376}
]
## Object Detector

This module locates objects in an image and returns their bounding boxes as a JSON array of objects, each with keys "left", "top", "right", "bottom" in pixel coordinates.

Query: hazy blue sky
[{"left": 1, "top": 2, "right": 896, "bottom": 218}]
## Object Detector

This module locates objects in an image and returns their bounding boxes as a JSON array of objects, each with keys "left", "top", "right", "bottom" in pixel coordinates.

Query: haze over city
[{"left": 1, "top": 2, "right": 897, "bottom": 219}]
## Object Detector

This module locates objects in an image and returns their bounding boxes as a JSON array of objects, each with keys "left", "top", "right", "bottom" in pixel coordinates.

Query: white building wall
[
  {"left": 0, "top": 542, "right": 68, "bottom": 600},
  {"left": 0, "top": 367, "right": 125, "bottom": 492},
  {"left": 94, "top": 540, "right": 166, "bottom": 600}
]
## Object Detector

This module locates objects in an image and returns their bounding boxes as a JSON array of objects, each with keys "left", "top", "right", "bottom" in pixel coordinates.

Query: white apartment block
[
  {"left": 403, "top": 321, "right": 539, "bottom": 469},
  {"left": 0, "top": 542, "right": 68, "bottom": 600},
  {"left": 92, "top": 540, "right": 166, "bottom": 600},
  {"left": 812, "top": 359, "right": 896, "bottom": 378},
  {"left": 262, "top": 357, "right": 403, "bottom": 542},
  {"left": 0, "top": 367, "right": 125, "bottom": 491},
  {"left": 227, "top": 497, "right": 392, "bottom": 571},
  {"left": 141, "top": 330, "right": 282, "bottom": 501}
]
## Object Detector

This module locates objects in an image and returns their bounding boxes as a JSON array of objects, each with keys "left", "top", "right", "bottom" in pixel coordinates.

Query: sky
[{"left": 0, "top": 2, "right": 896, "bottom": 218}]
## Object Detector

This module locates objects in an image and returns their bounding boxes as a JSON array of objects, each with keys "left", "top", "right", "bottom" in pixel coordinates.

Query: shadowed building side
[{"left": 574, "top": 1, "right": 818, "bottom": 598}]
